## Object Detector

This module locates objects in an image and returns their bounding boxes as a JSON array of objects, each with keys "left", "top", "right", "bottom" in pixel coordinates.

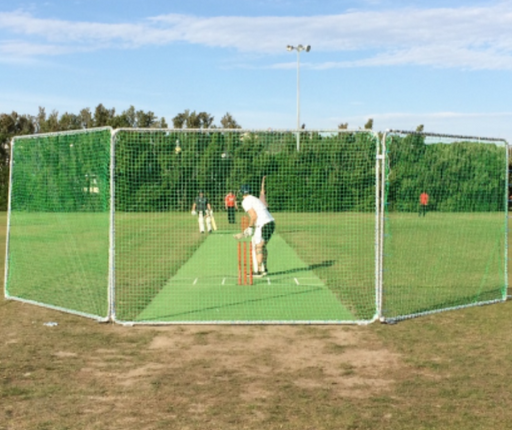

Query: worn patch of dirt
[
  {"left": 1, "top": 301, "right": 407, "bottom": 430},
  {"left": 138, "top": 324, "right": 401, "bottom": 399}
]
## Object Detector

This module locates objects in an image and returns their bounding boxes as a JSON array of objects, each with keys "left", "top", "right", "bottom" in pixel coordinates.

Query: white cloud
[
  {"left": 2, "top": 3, "right": 512, "bottom": 69},
  {"left": 1, "top": 40, "right": 77, "bottom": 56},
  {"left": 301, "top": 46, "right": 512, "bottom": 71}
]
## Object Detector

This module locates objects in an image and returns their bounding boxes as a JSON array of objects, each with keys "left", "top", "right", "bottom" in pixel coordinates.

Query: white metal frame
[
  {"left": 110, "top": 128, "right": 381, "bottom": 325},
  {"left": 379, "top": 130, "right": 509, "bottom": 323},
  {"left": 4, "top": 127, "right": 508, "bottom": 325},
  {"left": 4, "top": 128, "right": 113, "bottom": 322}
]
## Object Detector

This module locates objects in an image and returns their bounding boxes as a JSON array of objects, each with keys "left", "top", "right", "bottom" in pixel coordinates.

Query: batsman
[
  {"left": 239, "top": 184, "right": 275, "bottom": 277},
  {"left": 191, "top": 190, "right": 213, "bottom": 234}
]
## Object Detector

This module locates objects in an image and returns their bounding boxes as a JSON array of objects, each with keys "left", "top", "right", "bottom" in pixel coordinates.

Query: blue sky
[{"left": 1, "top": 0, "right": 512, "bottom": 140}]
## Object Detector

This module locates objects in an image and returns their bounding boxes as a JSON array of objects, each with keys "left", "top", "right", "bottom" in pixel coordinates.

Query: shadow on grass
[
  {"left": 139, "top": 285, "right": 325, "bottom": 321},
  {"left": 269, "top": 260, "right": 335, "bottom": 277}
]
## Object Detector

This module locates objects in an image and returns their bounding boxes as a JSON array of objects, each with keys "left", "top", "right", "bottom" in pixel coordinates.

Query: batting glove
[
  {"left": 191, "top": 210, "right": 197, "bottom": 216},
  {"left": 243, "top": 227, "right": 254, "bottom": 237}
]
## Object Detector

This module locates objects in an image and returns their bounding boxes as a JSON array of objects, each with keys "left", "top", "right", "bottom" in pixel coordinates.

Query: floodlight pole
[{"left": 287, "top": 44, "right": 311, "bottom": 151}]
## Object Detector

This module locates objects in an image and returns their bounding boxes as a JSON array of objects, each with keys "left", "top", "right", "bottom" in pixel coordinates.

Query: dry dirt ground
[
  {"left": 1, "top": 300, "right": 404, "bottom": 430},
  {"left": 5, "top": 294, "right": 512, "bottom": 430}
]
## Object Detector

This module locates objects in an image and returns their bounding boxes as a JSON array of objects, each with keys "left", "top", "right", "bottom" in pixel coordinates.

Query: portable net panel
[
  {"left": 112, "top": 129, "right": 380, "bottom": 324},
  {"left": 381, "top": 131, "right": 508, "bottom": 322},
  {"left": 5, "top": 128, "right": 111, "bottom": 320},
  {"left": 6, "top": 127, "right": 507, "bottom": 324}
]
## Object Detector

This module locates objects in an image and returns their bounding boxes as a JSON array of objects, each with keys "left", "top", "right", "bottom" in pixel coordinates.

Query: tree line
[
  {"left": 113, "top": 130, "right": 507, "bottom": 213},
  {"left": 113, "top": 130, "right": 378, "bottom": 212},
  {"left": 8, "top": 126, "right": 507, "bottom": 214},
  {"left": 2, "top": 105, "right": 507, "bottom": 213},
  {"left": 0, "top": 104, "right": 242, "bottom": 210},
  {"left": 386, "top": 132, "right": 506, "bottom": 212}
]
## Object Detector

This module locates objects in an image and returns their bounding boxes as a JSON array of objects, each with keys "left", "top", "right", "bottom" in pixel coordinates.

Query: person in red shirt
[
  {"left": 419, "top": 192, "right": 429, "bottom": 217},
  {"left": 224, "top": 190, "right": 238, "bottom": 224}
]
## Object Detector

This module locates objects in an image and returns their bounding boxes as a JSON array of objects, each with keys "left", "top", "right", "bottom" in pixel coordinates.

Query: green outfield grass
[
  {"left": 2, "top": 212, "right": 512, "bottom": 430},
  {"left": 4, "top": 211, "right": 506, "bottom": 323},
  {"left": 114, "top": 212, "right": 206, "bottom": 321},
  {"left": 5, "top": 212, "right": 110, "bottom": 318},
  {"left": 115, "top": 211, "right": 376, "bottom": 322},
  {"left": 383, "top": 212, "right": 506, "bottom": 319},
  {"left": 274, "top": 212, "right": 377, "bottom": 320}
]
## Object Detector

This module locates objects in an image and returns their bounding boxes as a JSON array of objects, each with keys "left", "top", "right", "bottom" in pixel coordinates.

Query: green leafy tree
[
  {"left": 364, "top": 118, "right": 373, "bottom": 130},
  {"left": 172, "top": 111, "right": 187, "bottom": 129},
  {"left": 93, "top": 104, "right": 115, "bottom": 127},
  {"left": 79, "top": 108, "right": 94, "bottom": 129},
  {"left": 197, "top": 112, "right": 214, "bottom": 129},
  {"left": 59, "top": 112, "right": 82, "bottom": 130},
  {"left": 0, "top": 111, "right": 37, "bottom": 209},
  {"left": 35, "top": 107, "right": 61, "bottom": 133},
  {"left": 172, "top": 110, "right": 214, "bottom": 129},
  {"left": 220, "top": 112, "right": 241, "bottom": 129},
  {"left": 136, "top": 109, "right": 157, "bottom": 128}
]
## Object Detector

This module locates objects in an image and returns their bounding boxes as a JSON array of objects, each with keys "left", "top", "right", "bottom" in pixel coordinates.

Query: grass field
[
  {"left": 383, "top": 212, "right": 506, "bottom": 320},
  {"left": 2, "top": 212, "right": 512, "bottom": 429},
  {"left": 5, "top": 212, "right": 110, "bottom": 318},
  {"left": 5, "top": 211, "right": 505, "bottom": 324}
]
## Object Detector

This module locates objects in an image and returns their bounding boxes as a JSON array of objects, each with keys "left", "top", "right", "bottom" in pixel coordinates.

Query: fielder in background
[
  {"left": 224, "top": 190, "right": 238, "bottom": 224},
  {"left": 419, "top": 191, "right": 429, "bottom": 217},
  {"left": 191, "top": 190, "right": 213, "bottom": 233},
  {"left": 240, "top": 184, "right": 275, "bottom": 277}
]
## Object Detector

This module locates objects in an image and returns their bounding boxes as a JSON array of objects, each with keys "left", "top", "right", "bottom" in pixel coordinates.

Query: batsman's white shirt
[{"left": 242, "top": 195, "right": 274, "bottom": 227}]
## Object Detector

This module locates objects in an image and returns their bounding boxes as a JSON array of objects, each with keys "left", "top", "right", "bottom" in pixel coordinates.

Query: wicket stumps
[{"left": 237, "top": 241, "right": 253, "bottom": 285}]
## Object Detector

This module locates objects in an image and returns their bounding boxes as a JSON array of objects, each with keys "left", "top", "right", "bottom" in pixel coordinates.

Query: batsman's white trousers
[{"left": 198, "top": 212, "right": 212, "bottom": 233}]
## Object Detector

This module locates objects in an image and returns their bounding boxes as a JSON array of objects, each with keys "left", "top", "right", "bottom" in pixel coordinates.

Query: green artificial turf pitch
[{"left": 136, "top": 232, "right": 355, "bottom": 322}]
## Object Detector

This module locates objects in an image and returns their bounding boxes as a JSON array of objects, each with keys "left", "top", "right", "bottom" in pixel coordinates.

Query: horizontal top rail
[{"left": 387, "top": 129, "right": 508, "bottom": 143}]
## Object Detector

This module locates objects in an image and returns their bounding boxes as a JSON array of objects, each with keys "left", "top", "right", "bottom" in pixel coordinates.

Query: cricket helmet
[{"left": 240, "top": 184, "right": 251, "bottom": 195}]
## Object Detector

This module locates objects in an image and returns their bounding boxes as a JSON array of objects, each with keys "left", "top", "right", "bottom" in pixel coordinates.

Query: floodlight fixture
[{"left": 286, "top": 44, "right": 312, "bottom": 151}]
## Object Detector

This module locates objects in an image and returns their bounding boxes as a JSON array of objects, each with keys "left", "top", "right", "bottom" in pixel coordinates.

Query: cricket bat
[{"left": 210, "top": 213, "right": 218, "bottom": 231}]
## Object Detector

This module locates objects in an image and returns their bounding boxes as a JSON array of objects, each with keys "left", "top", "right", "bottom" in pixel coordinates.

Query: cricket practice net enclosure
[{"left": 4, "top": 127, "right": 508, "bottom": 324}]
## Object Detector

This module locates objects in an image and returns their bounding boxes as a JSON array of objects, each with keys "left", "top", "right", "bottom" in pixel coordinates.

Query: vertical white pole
[
  {"left": 505, "top": 140, "right": 509, "bottom": 298},
  {"left": 296, "top": 50, "right": 301, "bottom": 152},
  {"left": 108, "top": 128, "right": 117, "bottom": 321},
  {"left": 4, "top": 137, "right": 15, "bottom": 298},
  {"left": 374, "top": 132, "right": 381, "bottom": 321},
  {"left": 379, "top": 132, "right": 388, "bottom": 320}
]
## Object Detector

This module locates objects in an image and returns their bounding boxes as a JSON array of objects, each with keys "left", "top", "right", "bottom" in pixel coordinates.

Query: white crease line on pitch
[
  {"left": 193, "top": 278, "right": 198, "bottom": 285},
  {"left": 222, "top": 278, "right": 226, "bottom": 285},
  {"left": 294, "top": 278, "right": 300, "bottom": 285}
]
